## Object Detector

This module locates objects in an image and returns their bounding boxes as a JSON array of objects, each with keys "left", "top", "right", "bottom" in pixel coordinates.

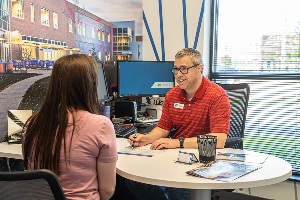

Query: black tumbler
[{"left": 197, "top": 135, "right": 217, "bottom": 163}]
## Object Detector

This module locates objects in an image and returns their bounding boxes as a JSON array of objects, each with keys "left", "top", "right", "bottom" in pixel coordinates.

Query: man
[{"left": 126, "top": 48, "right": 231, "bottom": 200}]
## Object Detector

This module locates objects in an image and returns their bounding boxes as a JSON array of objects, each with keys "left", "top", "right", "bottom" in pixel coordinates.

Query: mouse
[{"left": 135, "top": 123, "right": 147, "bottom": 128}]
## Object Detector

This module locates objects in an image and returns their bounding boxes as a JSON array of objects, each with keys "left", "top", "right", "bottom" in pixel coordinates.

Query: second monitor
[{"left": 117, "top": 60, "right": 175, "bottom": 97}]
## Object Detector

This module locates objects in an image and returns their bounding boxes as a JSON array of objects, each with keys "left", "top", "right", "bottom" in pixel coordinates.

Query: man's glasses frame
[{"left": 171, "top": 64, "right": 199, "bottom": 75}]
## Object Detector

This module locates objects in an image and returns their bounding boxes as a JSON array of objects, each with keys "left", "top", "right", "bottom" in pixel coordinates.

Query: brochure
[
  {"left": 186, "top": 161, "right": 262, "bottom": 182},
  {"left": 118, "top": 146, "right": 166, "bottom": 157},
  {"left": 216, "top": 152, "right": 268, "bottom": 164}
]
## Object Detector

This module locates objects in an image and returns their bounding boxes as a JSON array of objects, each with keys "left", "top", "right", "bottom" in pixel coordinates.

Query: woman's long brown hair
[{"left": 23, "top": 54, "right": 101, "bottom": 175}]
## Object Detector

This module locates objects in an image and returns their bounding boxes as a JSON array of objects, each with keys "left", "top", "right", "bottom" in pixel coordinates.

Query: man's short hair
[{"left": 175, "top": 48, "right": 203, "bottom": 66}]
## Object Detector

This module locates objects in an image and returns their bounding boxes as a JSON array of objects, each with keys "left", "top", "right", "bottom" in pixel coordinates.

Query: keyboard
[
  {"left": 114, "top": 124, "right": 137, "bottom": 138},
  {"left": 137, "top": 117, "right": 159, "bottom": 123}
]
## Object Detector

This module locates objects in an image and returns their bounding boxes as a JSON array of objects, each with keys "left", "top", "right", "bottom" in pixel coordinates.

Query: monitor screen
[
  {"left": 97, "top": 63, "right": 109, "bottom": 103},
  {"left": 118, "top": 61, "right": 174, "bottom": 96}
]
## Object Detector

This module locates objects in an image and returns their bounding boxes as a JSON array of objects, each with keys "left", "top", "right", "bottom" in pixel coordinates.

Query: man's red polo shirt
[{"left": 157, "top": 77, "right": 230, "bottom": 139}]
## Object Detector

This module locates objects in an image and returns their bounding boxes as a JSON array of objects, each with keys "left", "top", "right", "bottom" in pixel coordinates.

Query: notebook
[{"left": 186, "top": 161, "right": 262, "bottom": 182}]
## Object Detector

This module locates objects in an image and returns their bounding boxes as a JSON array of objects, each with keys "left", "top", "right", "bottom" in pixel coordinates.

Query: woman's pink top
[{"left": 23, "top": 110, "right": 118, "bottom": 200}]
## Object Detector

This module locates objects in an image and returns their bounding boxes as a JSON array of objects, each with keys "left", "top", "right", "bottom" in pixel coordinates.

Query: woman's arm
[{"left": 97, "top": 161, "right": 117, "bottom": 200}]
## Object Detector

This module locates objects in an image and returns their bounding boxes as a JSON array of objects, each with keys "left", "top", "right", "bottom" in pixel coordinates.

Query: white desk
[
  {"left": 116, "top": 138, "right": 292, "bottom": 200},
  {"left": 0, "top": 140, "right": 293, "bottom": 200}
]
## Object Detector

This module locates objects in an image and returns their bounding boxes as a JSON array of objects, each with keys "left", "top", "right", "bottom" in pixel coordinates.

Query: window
[
  {"left": 98, "top": 30, "right": 101, "bottom": 40},
  {"left": 78, "top": 23, "right": 81, "bottom": 35},
  {"left": 30, "top": 3, "right": 34, "bottom": 22},
  {"left": 98, "top": 51, "right": 101, "bottom": 61},
  {"left": 41, "top": 8, "right": 49, "bottom": 26},
  {"left": 92, "top": 27, "right": 95, "bottom": 38},
  {"left": 102, "top": 31, "right": 105, "bottom": 41},
  {"left": 82, "top": 23, "right": 85, "bottom": 36},
  {"left": 210, "top": 0, "right": 300, "bottom": 175},
  {"left": 0, "top": 0, "right": 8, "bottom": 11},
  {"left": 31, "top": 37, "right": 37, "bottom": 42},
  {"left": 53, "top": 12, "right": 58, "bottom": 29},
  {"left": 108, "top": 33, "right": 110, "bottom": 42},
  {"left": 68, "top": 18, "right": 73, "bottom": 33},
  {"left": 12, "top": 0, "right": 24, "bottom": 19}
]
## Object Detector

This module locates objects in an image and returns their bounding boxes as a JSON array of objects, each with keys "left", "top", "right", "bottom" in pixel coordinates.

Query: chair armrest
[{"left": 225, "top": 137, "right": 243, "bottom": 148}]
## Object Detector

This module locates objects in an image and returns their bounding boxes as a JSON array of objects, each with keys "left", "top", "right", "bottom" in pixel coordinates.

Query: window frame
[
  {"left": 82, "top": 23, "right": 85, "bottom": 36},
  {"left": 77, "top": 23, "right": 81, "bottom": 35},
  {"left": 68, "top": 18, "right": 73, "bottom": 33},
  {"left": 11, "top": 0, "right": 24, "bottom": 19},
  {"left": 98, "top": 30, "right": 101, "bottom": 40},
  {"left": 102, "top": 31, "right": 105, "bottom": 41},
  {"left": 30, "top": 3, "right": 34, "bottom": 22},
  {"left": 40, "top": 7, "right": 49, "bottom": 26},
  {"left": 92, "top": 27, "right": 95, "bottom": 39},
  {"left": 53, "top": 12, "right": 58, "bottom": 29}
]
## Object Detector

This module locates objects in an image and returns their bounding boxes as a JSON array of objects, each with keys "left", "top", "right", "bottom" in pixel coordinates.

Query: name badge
[
  {"left": 174, "top": 103, "right": 184, "bottom": 109},
  {"left": 175, "top": 151, "right": 199, "bottom": 165}
]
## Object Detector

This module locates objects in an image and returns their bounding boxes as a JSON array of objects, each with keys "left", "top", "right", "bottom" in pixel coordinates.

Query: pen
[
  {"left": 118, "top": 152, "right": 153, "bottom": 157},
  {"left": 132, "top": 133, "right": 137, "bottom": 149},
  {"left": 133, "top": 154, "right": 152, "bottom": 157}
]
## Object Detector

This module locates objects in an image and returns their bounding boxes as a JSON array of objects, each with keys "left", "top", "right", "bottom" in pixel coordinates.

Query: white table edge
[{"left": 116, "top": 169, "right": 292, "bottom": 190}]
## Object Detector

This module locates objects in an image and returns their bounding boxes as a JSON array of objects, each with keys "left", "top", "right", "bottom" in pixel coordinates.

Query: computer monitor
[
  {"left": 117, "top": 61, "right": 174, "bottom": 97},
  {"left": 97, "top": 62, "right": 109, "bottom": 103}
]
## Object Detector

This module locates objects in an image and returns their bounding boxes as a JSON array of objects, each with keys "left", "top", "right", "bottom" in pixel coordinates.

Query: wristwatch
[{"left": 178, "top": 137, "right": 185, "bottom": 148}]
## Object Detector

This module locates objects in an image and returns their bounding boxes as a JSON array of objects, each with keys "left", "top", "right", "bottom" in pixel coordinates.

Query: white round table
[{"left": 116, "top": 138, "right": 292, "bottom": 200}]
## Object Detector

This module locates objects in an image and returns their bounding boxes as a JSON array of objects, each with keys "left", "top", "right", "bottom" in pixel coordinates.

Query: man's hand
[
  {"left": 150, "top": 138, "right": 179, "bottom": 150},
  {"left": 127, "top": 133, "right": 148, "bottom": 147}
]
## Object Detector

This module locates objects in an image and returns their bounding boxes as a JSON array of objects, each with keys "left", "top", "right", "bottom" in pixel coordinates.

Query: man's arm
[
  {"left": 182, "top": 133, "right": 227, "bottom": 149},
  {"left": 151, "top": 132, "right": 227, "bottom": 150},
  {"left": 146, "top": 126, "right": 170, "bottom": 143},
  {"left": 207, "top": 132, "right": 227, "bottom": 148}
]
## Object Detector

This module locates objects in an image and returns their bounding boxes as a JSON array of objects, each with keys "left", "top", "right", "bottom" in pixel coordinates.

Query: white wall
[
  {"left": 235, "top": 181, "right": 299, "bottom": 200},
  {"left": 142, "top": 1, "right": 299, "bottom": 199},
  {"left": 142, "top": 0, "right": 205, "bottom": 62}
]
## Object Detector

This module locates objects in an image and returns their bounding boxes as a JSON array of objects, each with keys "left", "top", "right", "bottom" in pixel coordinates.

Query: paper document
[
  {"left": 217, "top": 152, "right": 268, "bottom": 164},
  {"left": 118, "top": 146, "right": 166, "bottom": 157}
]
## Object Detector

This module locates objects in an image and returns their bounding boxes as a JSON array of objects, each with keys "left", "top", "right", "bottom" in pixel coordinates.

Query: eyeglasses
[{"left": 171, "top": 64, "right": 199, "bottom": 75}]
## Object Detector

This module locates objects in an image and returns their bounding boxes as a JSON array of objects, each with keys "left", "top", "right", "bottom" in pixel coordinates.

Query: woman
[{"left": 22, "top": 54, "right": 117, "bottom": 200}]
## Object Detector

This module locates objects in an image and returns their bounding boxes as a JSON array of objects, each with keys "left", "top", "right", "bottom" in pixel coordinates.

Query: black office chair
[
  {"left": 211, "top": 191, "right": 272, "bottom": 200},
  {"left": 218, "top": 83, "right": 250, "bottom": 149},
  {"left": 212, "top": 83, "right": 252, "bottom": 199},
  {"left": 0, "top": 169, "right": 66, "bottom": 200}
]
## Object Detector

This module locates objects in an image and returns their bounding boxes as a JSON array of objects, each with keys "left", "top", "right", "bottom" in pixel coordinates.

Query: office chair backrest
[
  {"left": 0, "top": 169, "right": 66, "bottom": 200},
  {"left": 218, "top": 83, "right": 250, "bottom": 149}
]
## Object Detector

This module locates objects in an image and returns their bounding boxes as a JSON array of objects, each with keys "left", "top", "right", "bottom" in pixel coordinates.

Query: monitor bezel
[{"left": 117, "top": 60, "right": 175, "bottom": 97}]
